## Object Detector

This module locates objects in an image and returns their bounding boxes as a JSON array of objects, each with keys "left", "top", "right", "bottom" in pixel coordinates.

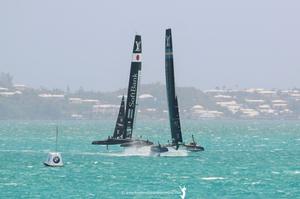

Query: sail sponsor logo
[
  {"left": 128, "top": 109, "right": 134, "bottom": 119},
  {"left": 135, "top": 41, "right": 141, "bottom": 52},
  {"left": 128, "top": 73, "right": 138, "bottom": 108},
  {"left": 166, "top": 35, "right": 171, "bottom": 47},
  {"left": 132, "top": 53, "right": 142, "bottom": 62}
]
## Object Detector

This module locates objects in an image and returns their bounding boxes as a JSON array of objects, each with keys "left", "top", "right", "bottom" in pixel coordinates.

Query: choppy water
[{"left": 0, "top": 120, "right": 299, "bottom": 198}]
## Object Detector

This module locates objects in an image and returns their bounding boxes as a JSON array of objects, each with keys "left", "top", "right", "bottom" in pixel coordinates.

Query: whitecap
[
  {"left": 201, "top": 177, "right": 225, "bottom": 181},
  {"left": 284, "top": 170, "right": 300, "bottom": 175},
  {"left": 0, "top": 149, "right": 38, "bottom": 153},
  {"left": 67, "top": 151, "right": 102, "bottom": 156},
  {"left": 251, "top": 181, "right": 261, "bottom": 185},
  {"left": 3, "top": 182, "right": 18, "bottom": 186},
  {"left": 272, "top": 148, "right": 283, "bottom": 151},
  {"left": 102, "top": 162, "right": 114, "bottom": 165},
  {"left": 271, "top": 171, "right": 280, "bottom": 175},
  {"left": 291, "top": 170, "right": 300, "bottom": 175},
  {"left": 180, "top": 176, "right": 190, "bottom": 179}
]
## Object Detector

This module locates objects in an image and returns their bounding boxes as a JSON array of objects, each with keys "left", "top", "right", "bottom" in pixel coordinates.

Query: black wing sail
[
  {"left": 123, "top": 35, "right": 142, "bottom": 139},
  {"left": 112, "top": 95, "right": 125, "bottom": 138},
  {"left": 165, "top": 29, "right": 183, "bottom": 145}
]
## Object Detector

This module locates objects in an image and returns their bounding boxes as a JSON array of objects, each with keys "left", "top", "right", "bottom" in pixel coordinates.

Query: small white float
[
  {"left": 44, "top": 152, "right": 63, "bottom": 167},
  {"left": 44, "top": 126, "right": 64, "bottom": 167}
]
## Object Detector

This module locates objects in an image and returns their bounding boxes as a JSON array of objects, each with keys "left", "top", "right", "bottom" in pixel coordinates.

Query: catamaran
[
  {"left": 151, "top": 29, "right": 204, "bottom": 154},
  {"left": 92, "top": 35, "right": 153, "bottom": 148}
]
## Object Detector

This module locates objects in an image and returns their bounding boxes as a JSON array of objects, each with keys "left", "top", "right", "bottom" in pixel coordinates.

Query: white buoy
[
  {"left": 44, "top": 152, "right": 64, "bottom": 167},
  {"left": 44, "top": 126, "right": 64, "bottom": 167}
]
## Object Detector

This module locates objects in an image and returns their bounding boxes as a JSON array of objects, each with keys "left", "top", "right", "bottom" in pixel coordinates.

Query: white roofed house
[
  {"left": 145, "top": 108, "right": 156, "bottom": 112},
  {"left": 196, "top": 110, "right": 224, "bottom": 118},
  {"left": 81, "top": 99, "right": 99, "bottom": 104},
  {"left": 0, "top": 87, "right": 16, "bottom": 96},
  {"left": 69, "top": 97, "right": 82, "bottom": 104},
  {"left": 0, "top": 91, "right": 17, "bottom": 97},
  {"left": 0, "top": 87, "right": 8, "bottom": 91},
  {"left": 272, "top": 99, "right": 287, "bottom": 104},
  {"left": 92, "top": 104, "right": 119, "bottom": 114},
  {"left": 71, "top": 114, "right": 83, "bottom": 119},
  {"left": 0, "top": 89, "right": 23, "bottom": 97},
  {"left": 257, "top": 90, "right": 277, "bottom": 95},
  {"left": 289, "top": 93, "right": 300, "bottom": 101},
  {"left": 272, "top": 99, "right": 288, "bottom": 110},
  {"left": 258, "top": 104, "right": 275, "bottom": 115},
  {"left": 191, "top": 104, "right": 224, "bottom": 118},
  {"left": 216, "top": 101, "right": 241, "bottom": 114},
  {"left": 38, "top": 94, "right": 65, "bottom": 99},
  {"left": 204, "top": 89, "right": 226, "bottom": 94},
  {"left": 273, "top": 103, "right": 288, "bottom": 109},
  {"left": 239, "top": 108, "right": 260, "bottom": 118},
  {"left": 191, "top": 104, "right": 204, "bottom": 114},
  {"left": 214, "top": 95, "right": 233, "bottom": 99},
  {"left": 245, "top": 99, "right": 265, "bottom": 104},
  {"left": 139, "top": 94, "right": 154, "bottom": 99},
  {"left": 138, "top": 94, "right": 157, "bottom": 105},
  {"left": 191, "top": 105, "right": 204, "bottom": 110},
  {"left": 13, "top": 84, "right": 27, "bottom": 91},
  {"left": 271, "top": 100, "right": 293, "bottom": 115}
]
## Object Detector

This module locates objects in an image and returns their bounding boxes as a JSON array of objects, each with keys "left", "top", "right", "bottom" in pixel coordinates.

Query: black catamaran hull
[
  {"left": 184, "top": 135, "right": 204, "bottom": 152},
  {"left": 92, "top": 138, "right": 152, "bottom": 146},
  {"left": 92, "top": 138, "right": 133, "bottom": 145},
  {"left": 120, "top": 139, "right": 153, "bottom": 147},
  {"left": 184, "top": 144, "right": 205, "bottom": 152},
  {"left": 150, "top": 145, "right": 169, "bottom": 153}
]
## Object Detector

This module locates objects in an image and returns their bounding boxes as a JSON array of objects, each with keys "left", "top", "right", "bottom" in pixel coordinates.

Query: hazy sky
[{"left": 1, "top": 1, "right": 300, "bottom": 91}]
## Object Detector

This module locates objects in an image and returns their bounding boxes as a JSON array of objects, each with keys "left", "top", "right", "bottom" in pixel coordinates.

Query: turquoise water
[{"left": 0, "top": 120, "right": 300, "bottom": 198}]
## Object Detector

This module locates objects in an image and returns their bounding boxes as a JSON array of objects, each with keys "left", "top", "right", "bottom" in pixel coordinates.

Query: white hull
[{"left": 44, "top": 152, "right": 64, "bottom": 167}]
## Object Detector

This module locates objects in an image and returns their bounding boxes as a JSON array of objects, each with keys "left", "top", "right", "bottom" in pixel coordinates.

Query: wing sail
[
  {"left": 165, "top": 29, "right": 183, "bottom": 144},
  {"left": 112, "top": 96, "right": 125, "bottom": 138},
  {"left": 123, "top": 35, "right": 142, "bottom": 139}
]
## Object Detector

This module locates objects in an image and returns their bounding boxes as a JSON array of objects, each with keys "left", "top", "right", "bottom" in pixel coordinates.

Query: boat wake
[
  {"left": 108, "top": 146, "right": 151, "bottom": 157},
  {"left": 0, "top": 149, "right": 46, "bottom": 154},
  {"left": 201, "top": 177, "right": 225, "bottom": 181},
  {"left": 160, "top": 147, "right": 188, "bottom": 157},
  {"left": 102, "top": 146, "right": 188, "bottom": 157}
]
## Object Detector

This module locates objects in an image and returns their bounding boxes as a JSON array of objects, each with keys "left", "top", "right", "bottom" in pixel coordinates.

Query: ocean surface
[{"left": 0, "top": 120, "right": 299, "bottom": 198}]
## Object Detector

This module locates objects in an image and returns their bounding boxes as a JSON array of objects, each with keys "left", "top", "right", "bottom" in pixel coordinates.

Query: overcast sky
[{"left": 1, "top": 0, "right": 300, "bottom": 91}]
